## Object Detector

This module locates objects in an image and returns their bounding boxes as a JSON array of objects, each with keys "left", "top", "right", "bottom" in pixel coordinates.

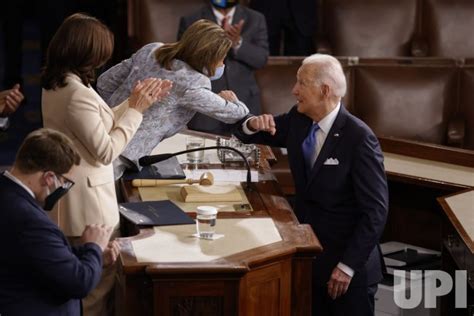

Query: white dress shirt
[
  {"left": 243, "top": 102, "right": 355, "bottom": 278},
  {"left": 309, "top": 102, "right": 340, "bottom": 166},
  {"left": 3, "top": 170, "right": 35, "bottom": 198},
  {"left": 212, "top": 6, "right": 236, "bottom": 26}
]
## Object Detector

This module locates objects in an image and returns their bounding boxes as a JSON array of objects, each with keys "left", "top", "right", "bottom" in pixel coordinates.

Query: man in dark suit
[
  {"left": 250, "top": 0, "right": 317, "bottom": 56},
  {"left": 178, "top": 0, "right": 269, "bottom": 135},
  {"left": 0, "top": 128, "right": 119, "bottom": 316},
  {"left": 234, "top": 54, "right": 388, "bottom": 315}
]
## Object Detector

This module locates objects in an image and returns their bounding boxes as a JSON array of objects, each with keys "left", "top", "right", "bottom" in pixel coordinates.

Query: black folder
[
  {"left": 119, "top": 200, "right": 195, "bottom": 226},
  {"left": 122, "top": 156, "right": 185, "bottom": 180}
]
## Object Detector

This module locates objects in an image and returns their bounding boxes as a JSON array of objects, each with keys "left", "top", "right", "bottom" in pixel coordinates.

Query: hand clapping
[
  {"left": 128, "top": 78, "right": 173, "bottom": 113},
  {"left": 0, "top": 84, "right": 24, "bottom": 117}
]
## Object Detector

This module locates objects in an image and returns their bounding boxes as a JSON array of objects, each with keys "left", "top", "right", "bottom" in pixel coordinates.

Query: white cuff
[
  {"left": 233, "top": 37, "right": 243, "bottom": 53},
  {"left": 337, "top": 262, "right": 354, "bottom": 278},
  {"left": 0, "top": 117, "right": 10, "bottom": 131},
  {"left": 242, "top": 117, "right": 257, "bottom": 135}
]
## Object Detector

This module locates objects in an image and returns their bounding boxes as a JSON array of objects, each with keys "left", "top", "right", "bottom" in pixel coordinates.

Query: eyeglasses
[{"left": 55, "top": 174, "right": 75, "bottom": 190}]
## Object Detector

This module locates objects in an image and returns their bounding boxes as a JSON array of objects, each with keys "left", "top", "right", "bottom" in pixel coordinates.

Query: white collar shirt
[
  {"left": 212, "top": 6, "right": 236, "bottom": 26},
  {"left": 4, "top": 170, "right": 35, "bottom": 198},
  {"left": 310, "top": 102, "right": 341, "bottom": 166}
]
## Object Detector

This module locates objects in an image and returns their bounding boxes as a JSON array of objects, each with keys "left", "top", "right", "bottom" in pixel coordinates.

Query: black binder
[
  {"left": 119, "top": 200, "right": 195, "bottom": 226},
  {"left": 122, "top": 156, "right": 185, "bottom": 180}
]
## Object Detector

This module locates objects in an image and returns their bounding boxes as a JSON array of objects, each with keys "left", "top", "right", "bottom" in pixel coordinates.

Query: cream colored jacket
[{"left": 42, "top": 73, "right": 143, "bottom": 236}]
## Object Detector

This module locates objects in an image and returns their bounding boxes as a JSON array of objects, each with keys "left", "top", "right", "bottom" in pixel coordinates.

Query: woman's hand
[{"left": 128, "top": 78, "right": 173, "bottom": 113}]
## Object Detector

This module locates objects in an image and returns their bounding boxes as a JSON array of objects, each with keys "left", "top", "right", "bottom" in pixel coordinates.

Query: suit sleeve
[
  {"left": 231, "top": 13, "right": 269, "bottom": 69},
  {"left": 341, "top": 132, "right": 389, "bottom": 272},
  {"left": 18, "top": 223, "right": 103, "bottom": 299},
  {"left": 66, "top": 89, "right": 142, "bottom": 165},
  {"left": 233, "top": 111, "right": 291, "bottom": 148}
]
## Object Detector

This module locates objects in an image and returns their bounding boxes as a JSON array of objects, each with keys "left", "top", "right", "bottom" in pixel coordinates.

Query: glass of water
[
  {"left": 186, "top": 137, "right": 205, "bottom": 163},
  {"left": 196, "top": 206, "right": 218, "bottom": 239}
]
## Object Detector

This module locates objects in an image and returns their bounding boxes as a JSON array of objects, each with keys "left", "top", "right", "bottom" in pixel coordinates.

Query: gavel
[{"left": 131, "top": 172, "right": 214, "bottom": 187}]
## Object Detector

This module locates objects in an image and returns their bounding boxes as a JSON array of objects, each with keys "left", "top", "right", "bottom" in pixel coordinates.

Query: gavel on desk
[{"left": 131, "top": 172, "right": 214, "bottom": 187}]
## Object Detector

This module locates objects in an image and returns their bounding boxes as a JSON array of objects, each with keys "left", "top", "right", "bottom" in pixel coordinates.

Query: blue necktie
[{"left": 302, "top": 123, "right": 320, "bottom": 173}]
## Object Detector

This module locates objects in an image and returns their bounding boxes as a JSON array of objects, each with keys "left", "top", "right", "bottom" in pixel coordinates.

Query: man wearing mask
[
  {"left": 178, "top": 0, "right": 269, "bottom": 135},
  {"left": 0, "top": 128, "right": 120, "bottom": 316}
]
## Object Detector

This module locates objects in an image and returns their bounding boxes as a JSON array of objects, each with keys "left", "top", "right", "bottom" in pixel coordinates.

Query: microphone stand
[{"left": 139, "top": 146, "right": 253, "bottom": 191}]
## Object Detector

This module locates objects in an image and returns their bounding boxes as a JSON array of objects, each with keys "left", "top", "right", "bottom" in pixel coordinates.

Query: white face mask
[{"left": 203, "top": 64, "right": 226, "bottom": 81}]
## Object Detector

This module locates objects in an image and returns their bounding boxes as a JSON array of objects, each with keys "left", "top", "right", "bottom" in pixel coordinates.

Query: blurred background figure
[
  {"left": 250, "top": 0, "right": 317, "bottom": 56},
  {"left": 178, "top": 0, "right": 268, "bottom": 135},
  {"left": 0, "top": 84, "right": 25, "bottom": 130}
]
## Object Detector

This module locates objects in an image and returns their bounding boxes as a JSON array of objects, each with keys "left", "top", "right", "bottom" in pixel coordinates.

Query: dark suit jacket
[
  {"left": 0, "top": 174, "right": 103, "bottom": 316},
  {"left": 234, "top": 105, "right": 388, "bottom": 287},
  {"left": 250, "top": 0, "right": 317, "bottom": 37},
  {"left": 178, "top": 4, "right": 269, "bottom": 135}
]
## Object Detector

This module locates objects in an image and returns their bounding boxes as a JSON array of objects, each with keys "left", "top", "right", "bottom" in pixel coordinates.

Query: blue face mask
[
  {"left": 205, "top": 64, "right": 225, "bottom": 81},
  {"left": 211, "top": 0, "right": 238, "bottom": 9}
]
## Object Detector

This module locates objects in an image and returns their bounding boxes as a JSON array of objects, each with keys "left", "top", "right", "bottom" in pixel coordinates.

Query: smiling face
[{"left": 292, "top": 65, "right": 324, "bottom": 116}]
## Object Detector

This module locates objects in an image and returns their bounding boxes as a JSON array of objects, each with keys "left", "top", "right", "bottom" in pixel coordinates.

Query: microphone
[{"left": 139, "top": 146, "right": 253, "bottom": 191}]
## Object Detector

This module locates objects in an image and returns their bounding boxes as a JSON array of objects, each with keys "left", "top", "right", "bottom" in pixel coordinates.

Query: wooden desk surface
[
  {"left": 438, "top": 189, "right": 474, "bottom": 254},
  {"left": 116, "top": 134, "right": 320, "bottom": 315},
  {"left": 119, "top": 177, "right": 321, "bottom": 274}
]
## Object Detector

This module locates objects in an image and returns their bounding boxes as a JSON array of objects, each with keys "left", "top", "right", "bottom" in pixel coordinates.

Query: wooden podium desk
[{"left": 116, "top": 141, "right": 321, "bottom": 316}]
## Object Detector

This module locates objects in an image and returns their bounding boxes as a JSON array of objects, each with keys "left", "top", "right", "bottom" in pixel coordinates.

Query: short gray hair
[{"left": 302, "top": 54, "right": 347, "bottom": 98}]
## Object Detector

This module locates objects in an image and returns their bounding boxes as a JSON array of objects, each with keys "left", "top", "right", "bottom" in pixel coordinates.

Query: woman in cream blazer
[
  {"left": 41, "top": 14, "right": 170, "bottom": 316},
  {"left": 41, "top": 14, "right": 169, "bottom": 237}
]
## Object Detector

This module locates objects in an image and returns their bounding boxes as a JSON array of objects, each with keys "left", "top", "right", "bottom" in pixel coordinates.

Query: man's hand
[
  {"left": 247, "top": 114, "right": 276, "bottom": 135},
  {"left": 218, "top": 90, "right": 238, "bottom": 102},
  {"left": 223, "top": 19, "right": 244, "bottom": 47},
  {"left": 327, "top": 267, "right": 352, "bottom": 300},
  {"left": 0, "top": 84, "right": 24, "bottom": 117},
  {"left": 81, "top": 224, "right": 113, "bottom": 251},
  {"left": 102, "top": 240, "right": 121, "bottom": 267}
]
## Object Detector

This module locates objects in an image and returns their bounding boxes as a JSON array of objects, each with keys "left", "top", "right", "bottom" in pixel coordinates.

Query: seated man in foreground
[
  {"left": 0, "top": 128, "right": 119, "bottom": 316},
  {"left": 234, "top": 54, "right": 388, "bottom": 316}
]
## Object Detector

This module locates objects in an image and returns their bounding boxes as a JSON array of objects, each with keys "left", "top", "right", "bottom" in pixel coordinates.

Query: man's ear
[
  {"left": 321, "top": 84, "right": 330, "bottom": 98},
  {"left": 41, "top": 171, "right": 54, "bottom": 187}
]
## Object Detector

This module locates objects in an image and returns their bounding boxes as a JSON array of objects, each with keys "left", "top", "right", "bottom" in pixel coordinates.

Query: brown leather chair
[
  {"left": 352, "top": 64, "right": 460, "bottom": 145},
  {"left": 460, "top": 67, "right": 474, "bottom": 149},
  {"left": 256, "top": 57, "right": 302, "bottom": 116},
  {"left": 127, "top": 0, "right": 207, "bottom": 50},
  {"left": 318, "top": 0, "right": 421, "bottom": 57},
  {"left": 422, "top": 0, "right": 474, "bottom": 58}
]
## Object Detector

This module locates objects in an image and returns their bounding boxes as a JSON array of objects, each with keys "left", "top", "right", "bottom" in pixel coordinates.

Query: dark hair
[
  {"left": 155, "top": 19, "right": 232, "bottom": 76},
  {"left": 15, "top": 128, "right": 81, "bottom": 174},
  {"left": 41, "top": 13, "right": 114, "bottom": 90}
]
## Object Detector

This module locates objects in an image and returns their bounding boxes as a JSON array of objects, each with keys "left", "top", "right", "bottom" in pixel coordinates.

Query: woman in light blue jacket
[{"left": 97, "top": 19, "right": 249, "bottom": 172}]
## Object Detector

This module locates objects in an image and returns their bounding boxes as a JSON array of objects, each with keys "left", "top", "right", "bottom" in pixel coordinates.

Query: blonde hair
[
  {"left": 302, "top": 54, "right": 347, "bottom": 98},
  {"left": 155, "top": 19, "right": 232, "bottom": 76}
]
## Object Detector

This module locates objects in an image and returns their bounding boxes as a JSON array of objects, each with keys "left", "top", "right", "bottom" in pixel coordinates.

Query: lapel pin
[{"left": 334, "top": 133, "right": 340, "bottom": 137}]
